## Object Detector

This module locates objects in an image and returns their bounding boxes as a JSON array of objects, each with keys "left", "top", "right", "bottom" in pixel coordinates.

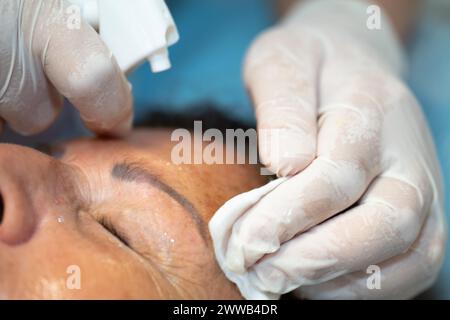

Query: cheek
[{"left": 0, "top": 218, "right": 172, "bottom": 299}]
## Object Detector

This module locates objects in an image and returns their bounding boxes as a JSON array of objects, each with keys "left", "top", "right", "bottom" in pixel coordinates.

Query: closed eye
[
  {"left": 98, "top": 215, "right": 130, "bottom": 247},
  {"left": 111, "top": 161, "right": 208, "bottom": 243}
]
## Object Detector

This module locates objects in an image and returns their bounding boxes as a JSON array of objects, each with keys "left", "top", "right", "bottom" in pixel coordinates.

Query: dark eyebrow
[{"left": 111, "top": 162, "right": 208, "bottom": 243}]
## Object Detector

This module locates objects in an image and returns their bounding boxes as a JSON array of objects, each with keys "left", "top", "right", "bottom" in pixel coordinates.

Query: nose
[{"left": 0, "top": 144, "right": 69, "bottom": 245}]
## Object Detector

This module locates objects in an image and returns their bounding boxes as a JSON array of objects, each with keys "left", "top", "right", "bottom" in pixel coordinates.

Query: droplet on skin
[
  {"left": 162, "top": 232, "right": 176, "bottom": 245},
  {"left": 57, "top": 216, "right": 65, "bottom": 224}
]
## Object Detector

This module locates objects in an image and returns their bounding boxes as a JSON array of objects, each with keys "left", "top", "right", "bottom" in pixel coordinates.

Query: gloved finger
[
  {"left": 247, "top": 176, "right": 432, "bottom": 296},
  {"left": 296, "top": 203, "right": 447, "bottom": 300},
  {"left": 36, "top": 1, "right": 133, "bottom": 137},
  {"left": 244, "top": 27, "right": 322, "bottom": 176},
  {"left": 0, "top": 76, "right": 63, "bottom": 135},
  {"left": 225, "top": 91, "right": 384, "bottom": 273},
  {"left": 0, "top": 0, "right": 64, "bottom": 135}
]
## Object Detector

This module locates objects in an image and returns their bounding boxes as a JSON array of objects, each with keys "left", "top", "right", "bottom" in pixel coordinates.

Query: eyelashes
[{"left": 98, "top": 215, "right": 130, "bottom": 247}]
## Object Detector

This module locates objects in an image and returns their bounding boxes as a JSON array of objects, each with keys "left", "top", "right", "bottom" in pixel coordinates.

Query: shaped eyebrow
[{"left": 111, "top": 161, "right": 208, "bottom": 243}]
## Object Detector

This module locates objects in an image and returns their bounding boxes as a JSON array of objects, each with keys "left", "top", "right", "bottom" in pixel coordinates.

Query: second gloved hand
[
  {"left": 0, "top": 0, "right": 133, "bottom": 136},
  {"left": 210, "top": 0, "right": 447, "bottom": 299}
]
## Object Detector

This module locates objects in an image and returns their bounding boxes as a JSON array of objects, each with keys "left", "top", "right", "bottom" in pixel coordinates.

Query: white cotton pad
[{"left": 209, "top": 178, "right": 289, "bottom": 300}]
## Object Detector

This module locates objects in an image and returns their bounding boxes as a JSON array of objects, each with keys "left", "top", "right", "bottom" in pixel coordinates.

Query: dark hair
[
  {"left": 137, "top": 104, "right": 269, "bottom": 174},
  {"left": 136, "top": 104, "right": 254, "bottom": 132}
]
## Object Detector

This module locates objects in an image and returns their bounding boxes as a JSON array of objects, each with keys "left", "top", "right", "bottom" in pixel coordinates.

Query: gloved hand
[
  {"left": 210, "top": 0, "right": 447, "bottom": 299},
  {"left": 0, "top": 0, "right": 133, "bottom": 136}
]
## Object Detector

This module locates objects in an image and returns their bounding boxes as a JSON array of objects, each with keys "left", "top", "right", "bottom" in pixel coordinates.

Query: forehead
[{"left": 60, "top": 128, "right": 266, "bottom": 220}]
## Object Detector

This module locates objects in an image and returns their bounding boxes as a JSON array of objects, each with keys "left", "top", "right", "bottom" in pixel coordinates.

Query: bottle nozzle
[{"left": 149, "top": 48, "right": 171, "bottom": 73}]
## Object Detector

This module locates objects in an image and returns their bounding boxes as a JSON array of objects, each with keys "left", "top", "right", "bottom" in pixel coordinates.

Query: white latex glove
[
  {"left": 0, "top": 0, "right": 133, "bottom": 136},
  {"left": 210, "top": 0, "right": 447, "bottom": 299}
]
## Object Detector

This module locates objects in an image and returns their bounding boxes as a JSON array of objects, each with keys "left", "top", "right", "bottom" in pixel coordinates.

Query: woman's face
[{"left": 0, "top": 128, "right": 265, "bottom": 299}]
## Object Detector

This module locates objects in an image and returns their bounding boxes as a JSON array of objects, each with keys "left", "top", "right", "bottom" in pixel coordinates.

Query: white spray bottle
[{"left": 68, "top": 0, "right": 179, "bottom": 73}]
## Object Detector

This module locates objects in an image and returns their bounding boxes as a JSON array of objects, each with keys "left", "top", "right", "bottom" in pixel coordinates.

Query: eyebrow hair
[{"left": 111, "top": 161, "right": 208, "bottom": 243}]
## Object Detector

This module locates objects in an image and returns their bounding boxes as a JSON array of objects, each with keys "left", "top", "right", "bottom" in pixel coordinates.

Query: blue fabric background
[{"left": 129, "top": 0, "right": 276, "bottom": 124}]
